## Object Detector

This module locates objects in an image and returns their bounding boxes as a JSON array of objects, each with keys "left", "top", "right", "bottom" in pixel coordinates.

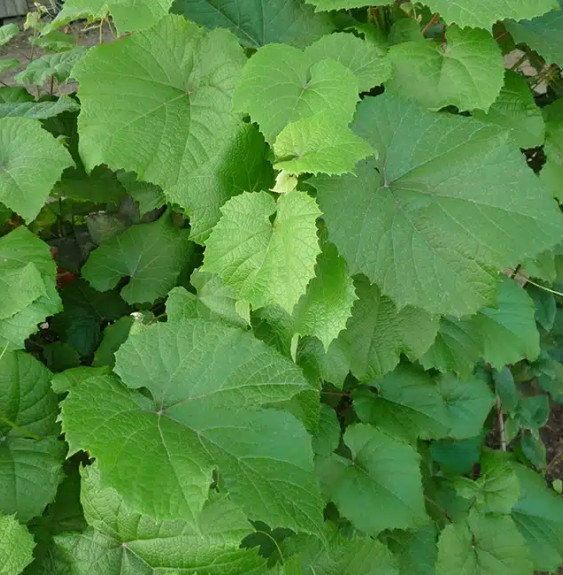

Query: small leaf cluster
[{"left": 0, "top": 0, "right": 562, "bottom": 573}]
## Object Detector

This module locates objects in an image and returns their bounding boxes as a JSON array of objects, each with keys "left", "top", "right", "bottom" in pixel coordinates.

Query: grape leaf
[
  {"left": 0, "top": 24, "right": 19, "bottom": 47},
  {"left": 472, "top": 70, "right": 545, "bottom": 148},
  {"left": 61, "top": 319, "right": 324, "bottom": 536},
  {"left": 505, "top": 2, "right": 563, "bottom": 66},
  {"left": 292, "top": 243, "right": 357, "bottom": 350},
  {"left": 117, "top": 172, "right": 166, "bottom": 216},
  {"left": 511, "top": 464, "right": 563, "bottom": 572},
  {"left": 318, "top": 423, "right": 427, "bottom": 535},
  {"left": 47, "top": 0, "right": 174, "bottom": 35},
  {"left": 419, "top": 0, "right": 558, "bottom": 29},
  {"left": 0, "top": 97, "right": 79, "bottom": 120},
  {"left": 475, "top": 278, "right": 540, "bottom": 369},
  {"left": 327, "top": 276, "right": 438, "bottom": 381},
  {"left": 353, "top": 365, "right": 451, "bottom": 443},
  {"left": 384, "top": 526, "right": 437, "bottom": 575},
  {"left": 74, "top": 15, "right": 272, "bottom": 242},
  {"left": 55, "top": 465, "right": 266, "bottom": 575},
  {"left": 171, "top": 0, "right": 334, "bottom": 48},
  {"left": 15, "top": 49, "right": 86, "bottom": 87},
  {"left": 312, "top": 404, "right": 340, "bottom": 457},
  {"left": 0, "top": 351, "right": 66, "bottom": 522},
  {"left": 0, "top": 515, "right": 35, "bottom": 575},
  {"left": 306, "top": 0, "right": 391, "bottom": 10},
  {"left": 387, "top": 25, "right": 504, "bottom": 112},
  {"left": 233, "top": 43, "right": 359, "bottom": 142},
  {"left": 0, "top": 118, "right": 73, "bottom": 222},
  {"left": 0, "top": 59, "right": 19, "bottom": 74},
  {"left": 0, "top": 227, "right": 62, "bottom": 350},
  {"left": 436, "top": 374, "right": 495, "bottom": 439},
  {"left": 0, "top": 263, "right": 45, "bottom": 320},
  {"left": 454, "top": 450, "right": 520, "bottom": 513},
  {"left": 283, "top": 525, "right": 399, "bottom": 575},
  {"left": 203, "top": 191, "right": 321, "bottom": 313},
  {"left": 304, "top": 32, "right": 391, "bottom": 92},
  {"left": 166, "top": 271, "right": 250, "bottom": 328},
  {"left": 51, "top": 366, "right": 111, "bottom": 394},
  {"left": 82, "top": 213, "right": 191, "bottom": 305},
  {"left": 92, "top": 316, "right": 134, "bottom": 368},
  {"left": 312, "top": 93, "right": 563, "bottom": 316},
  {"left": 436, "top": 509, "right": 533, "bottom": 575}
]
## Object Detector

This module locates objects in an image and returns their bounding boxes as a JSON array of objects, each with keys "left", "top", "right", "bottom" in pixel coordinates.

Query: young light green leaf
[
  {"left": 505, "top": 2, "right": 563, "bottom": 66},
  {"left": 0, "top": 351, "right": 66, "bottom": 521},
  {"left": 171, "top": 0, "right": 334, "bottom": 48},
  {"left": 472, "top": 70, "right": 545, "bottom": 148},
  {"left": 454, "top": 450, "right": 520, "bottom": 513},
  {"left": 319, "top": 423, "right": 427, "bottom": 535},
  {"left": 74, "top": 15, "right": 272, "bottom": 242},
  {"left": 0, "top": 97, "right": 79, "bottom": 120},
  {"left": 233, "top": 43, "right": 359, "bottom": 142},
  {"left": 387, "top": 25, "right": 504, "bottom": 112},
  {"left": 15, "top": 48, "right": 86, "bottom": 87},
  {"left": 62, "top": 319, "right": 324, "bottom": 536},
  {"left": 353, "top": 365, "right": 451, "bottom": 443},
  {"left": 305, "top": 32, "right": 391, "bottom": 92},
  {"left": 0, "top": 24, "right": 19, "bottom": 47},
  {"left": 203, "top": 191, "right": 321, "bottom": 313},
  {"left": 312, "top": 94, "right": 563, "bottom": 316},
  {"left": 475, "top": 278, "right": 540, "bottom": 369},
  {"left": 82, "top": 214, "right": 191, "bottom": 305},
  {"left": 420, "top": 0, "right": 558, "bottom": 29},
  {"left": 436, "top": 510, "right": 533, "bottom": 575},
  {"left": 328, "top": 276, "right": 438, "bottom": 381},
  {"left": 511, "top": 464, "right": 563, "bottom": 572},
  {"left": 274, "top": 114, "right": 374, "bottom": 176},
  {"left": 55, "top": 465, "right": 266, "bottom": 575},
  {"left": 437, "top": 374, "right": 495, "bottom": 439},
  {"left": 292, "top": 243, "right": 357, "bottom": 349},
  {"left": 166, "top": 271, "right": 250, "bottom": 328},
  {"left": 0, "top": 515, "right": 35, "bottom": 575},
  {"left": 47, "top": 0, "right": 174, "bottom": 35},
  {"left": 0, "top": 118, "right": 73, "bottom": 222},
  {"left": 0, "top": 227, "right": 61, "bottom": 350}
]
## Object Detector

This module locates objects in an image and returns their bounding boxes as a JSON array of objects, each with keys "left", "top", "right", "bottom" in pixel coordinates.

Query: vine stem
[
  {"left": 422, "top": 12, "right": 439, "bottom": 36},
  {"left": 525, "top": 278, "right": 563, "bottom": 298},
  {"left": 496, "top": 397, "right": 507, "bottom": 451}
]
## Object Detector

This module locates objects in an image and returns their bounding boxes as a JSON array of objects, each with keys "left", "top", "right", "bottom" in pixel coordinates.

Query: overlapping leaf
[
  {"left": 0, "top": 227, "right": 61, "bottom": 350},
  {"left": 387, "top": 25, "right": 504, "bottom": 112},
  {"left": 203, "top": 191, "right": 321, "bottom": 313},
  {"left": 61, "top": 319, "right": 324, "bottom": 536},
  {"left": 74, "top": 15, "right": 272, "bottom": 242},
  {"left": 172, "top": 0, "right": 334, "bottom": 48},
  {"left": 0, "top": 515, "right": 35, "bottom": 575},
  {"left": 0, "top": 351, "right": 66, "bottom": 522},
  {"left": 0, "top": 118, "right": 73, "bottom": 222},
  {"left": 313, "top": 94, "right": 563, "bottom": 316}
]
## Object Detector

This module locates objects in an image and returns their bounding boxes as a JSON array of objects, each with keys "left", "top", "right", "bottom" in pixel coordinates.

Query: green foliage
[{"left": 2, "top": 2, "right": 563, "bottom": 574}]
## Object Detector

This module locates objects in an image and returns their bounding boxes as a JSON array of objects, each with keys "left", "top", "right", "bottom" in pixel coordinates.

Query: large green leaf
[
  {"left": 82, "top": 214, "right": 191, "bottom": 305},
  {"left": 74, "top": 15, "right": 272, "bottom": 242},
  {"left": 511, "top": 465, "right": 563, "bottom": 572},
  {"left": 435, "top": 510, "right": 533, "bottom": 575},
  {"left": 312, "top": 94, "right": 563, "bottom": 316},
  {"left": 0, "top": 351, "right": 66, "bottom": 522},
  {"left": 47, "top": 0, "right": 174, "bottom": 34},
  {"left": 505, "top": 1, "right": 563, "bottom": 66},
  {"left": 384, "top": 526, "right": 437, "bottom": 575},
  {"left": 353, "top": 365, "right": 451, "bottom": 443},
  {"left": 233, "top": 43, "right": 359, "bottom": 143},
  {"left": 0, "top": 227, "right": 61, "bottom": 350},
  {"left": 203, "top": 191, "right": 321, "bottom": 314},
  {"left": 472, "top": 70, "right": 545, "bottom": 148},
  {"left": 56, "top": 465, "right": 266, "bottom": 575},
  {"left": 327, "top": 276, "right": 438, "bottom": 381},
  {"left": 420, "top": 0, "right": 558, "bottom": 29},
  {"left": 61, "top": 319, "right": 324, "bottom": 536},
  {"left": 171, "top": 0, "right": 334, "bottom": 48},
  {"left": 387, "top": 25, "right": 504, "bottom": 112},
  {"left": 318, "top": 423, "right": 427, "bottom": 535},
  {"left": 0, "top": 118, "right": 73, "bottom": 222},
  {"left": 0, "top": 514, "right": 35, "bottom": 575}
]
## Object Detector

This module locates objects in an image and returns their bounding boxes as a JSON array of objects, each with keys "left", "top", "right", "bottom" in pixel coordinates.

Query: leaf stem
[
  {"left": 525, "top": 278, "right": 563, "bottom": 298},
  {"left": 254, "top": 530, "right": 285, "bottom": 565},
  {"left": 422, "top": 13, "right": 439, "bottom": 36},
  {"left": 496, "top": 397, "right": 507, "bottom": 451}
]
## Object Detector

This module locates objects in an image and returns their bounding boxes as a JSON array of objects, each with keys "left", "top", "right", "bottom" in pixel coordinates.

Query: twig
[
  {"left": 496, "top": 397, "right": 507, "bottom": 451},
  {"left": 422, "top": 12, "right": 439, "bottom": 36}
]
